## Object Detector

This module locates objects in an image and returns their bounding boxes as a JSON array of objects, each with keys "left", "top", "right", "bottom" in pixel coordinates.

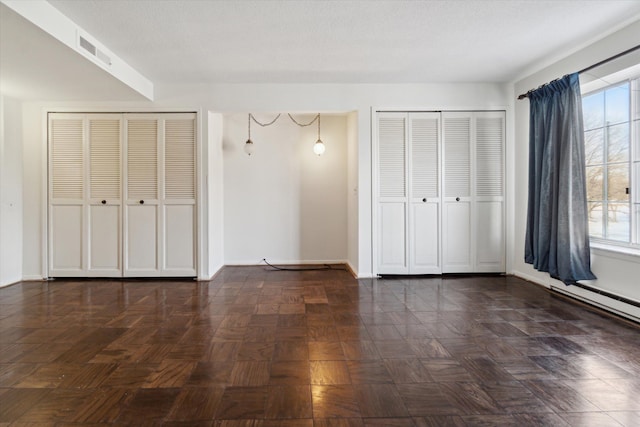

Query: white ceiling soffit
[
  {"left": 46, "top": 0, "right": 640, "bottom": 85},
  {"left": 0, "top": 1, "right": 151, "bottom": 101}
]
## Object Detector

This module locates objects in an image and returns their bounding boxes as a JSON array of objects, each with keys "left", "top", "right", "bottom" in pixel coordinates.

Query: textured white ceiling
[
  {"left": 45, "top": 0, "right": 640, "bottom": 85},
  {"left": 2, "top": 0, "right": 640, "bottom": 102}
]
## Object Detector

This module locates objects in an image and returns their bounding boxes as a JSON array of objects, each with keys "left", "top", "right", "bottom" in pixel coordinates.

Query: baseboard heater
[{"left": 550, "top": 282, "right": 640, "bottom": 323}]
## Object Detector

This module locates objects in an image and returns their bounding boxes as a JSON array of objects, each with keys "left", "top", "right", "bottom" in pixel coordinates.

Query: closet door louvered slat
[
  {"left": 379, "top": 117, "right": 407, "bottom": 198},
  {"left": 90, "top": 119, "right": 121, "bottom": 200},
  {"left": 49, "top": 116, "right": 85, "bottom": 275},
  {"left": 377, "top": 114, "right": 408, "bottom": 273},
  {"left": 409, "top": 113, "right": 441, "bottom": 274},
  {"left": 411, "top": 116, "right": 439, "bottom": 199},
  {"left": 444, "top": 116, "right": 471, "bottom": 198},
  {"left": 51, "top": 119, "right": 84, "bottom": 200},
  {"left": 476, "top": 117, "right": 504, "bottom": 197},
  {"left": 127, "top": 119, "right": 158, "bottom": 200},
  {"left": 165, "top": 119, "right": 195, "bottom": 200}
]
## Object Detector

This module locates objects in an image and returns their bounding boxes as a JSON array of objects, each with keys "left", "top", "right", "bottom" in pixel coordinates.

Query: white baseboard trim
[
  {"left": 550, "top": 284, "right": 640, "bottom": 323},
  {"left": 512, "top": 271, "right": 640, "bottom": 323},
  {"left": 345, "top": 262, "right": 358, "bottom": 279},
  {"left": 0, "top": 275, "right": 46, "bottom": 288},
  {"left": 22, "top": 275, "right": 47, "bottom": 281},
  {"left": 197, "top": 264, "right": 224, "bottom": 281}
]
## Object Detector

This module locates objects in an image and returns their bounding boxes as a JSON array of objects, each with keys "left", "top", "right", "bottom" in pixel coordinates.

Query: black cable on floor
[{"left": 261, "top": 258, "right": 336, "bottom": 271}]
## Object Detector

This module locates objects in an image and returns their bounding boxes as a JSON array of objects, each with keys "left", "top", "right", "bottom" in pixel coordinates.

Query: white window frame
[{"left": 581, "top": 68, "right": 640, "bottom": 258}]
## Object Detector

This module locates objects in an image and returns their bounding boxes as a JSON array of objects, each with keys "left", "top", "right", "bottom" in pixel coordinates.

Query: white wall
[
  {"left": 158, "top": 82, "right": 511, "bottom": 277},
  {"left": 18, "top": 82, "right": 510, "bottom": 280},
  {"left": 0, "top": 94, "right": 23, "bottom": 286},
  {"left": 207, "top": 112, "right": 225, "bottom": 277},
  {"left": 223, "top": 113, "right": 348, "bottom": 265},
  {"left": 21, "top": 102, "right": 44, "bottom": 280},
  {"left": 513, "top": 21, "right": 640, "bottom": 312},
  {"left": 347, "top": 111, "right": 359, "bottom": 274}
]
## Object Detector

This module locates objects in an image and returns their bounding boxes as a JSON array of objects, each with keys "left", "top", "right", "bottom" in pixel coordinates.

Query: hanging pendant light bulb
[
  {"left": 313, "top": 113, "right": 325, "bottom": 156},
  {"left": 244, "top": 114, "right": 254, "bottom": 156},
  {"left": 244, "top": 138, "right": 254, "bottom": 155},
  {"left": 313, "top": 139, "right": 325, "bottom": 155}
]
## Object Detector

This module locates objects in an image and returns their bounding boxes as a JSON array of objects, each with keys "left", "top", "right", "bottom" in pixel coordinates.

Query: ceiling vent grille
[{"left": 78, "top": 34, "right": 112, "bottom": 67}]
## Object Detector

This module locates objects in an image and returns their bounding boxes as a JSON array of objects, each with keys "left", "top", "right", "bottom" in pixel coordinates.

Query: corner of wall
[
  {"left": 346, "top": 111, "right": 359, "bottom": 275},
  {"left": 357, "top": 108, "right": 373, "bottom": 278},
  {"left": 207, "top": 111, "right": 225, "bottom": 276},
  {"left": 0, "top": 94, "right": 24, "bottom": 286}
]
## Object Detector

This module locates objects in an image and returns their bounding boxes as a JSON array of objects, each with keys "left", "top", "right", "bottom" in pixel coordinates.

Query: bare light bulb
[
  {"left": 244, "top": 139, "right": 254, "bottom": 156},
  {"left": 313, "top": 139, "right": 325, "bottom": 156}
]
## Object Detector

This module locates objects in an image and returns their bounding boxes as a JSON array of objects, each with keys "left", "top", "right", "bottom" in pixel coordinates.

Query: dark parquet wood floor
[{"left": 1, "top": 266, "right": 639, "bottom": 426}]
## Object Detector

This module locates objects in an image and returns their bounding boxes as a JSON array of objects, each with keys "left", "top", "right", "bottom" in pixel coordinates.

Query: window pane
[
  {"left": 606, "top": 202, "right": 630, "bottom": 242},
  {"left": 635, "top": 203, "right": 640, "bottom": 244},
  {"left": 634, "top": 79, "right": 640, "bottom": 121},
  {"left": 588, "top": 202, "right": 603, "bottom": 238},
  {"left": 634, "top": 162, "right": 640, "bottom": 201},
  {"left": 634, "top": 119, "right": 640, "bottom": 161},
  {"left": 586, "top": 165, "right": 603, "bottom": 202},
  {"left": 607, "top": 123, "right": 629, "bottom": 163},
  {"left": 583, "top": 77, "right": 636, "bottom": 246},
  {"left": 605, "top": 83, "right": 630, "bottom": 125},
  {"left": 585, "top": 129, "right": 603, "bottom": 165},
  {"left": 582, "top": 91, "right": 604, "bottom": 131},
  {"left": 606, "top": 163, "right": 629, "bottom": 202}
]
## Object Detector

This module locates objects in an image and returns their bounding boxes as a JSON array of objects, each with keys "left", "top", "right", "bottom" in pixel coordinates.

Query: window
[{"left": 582, "top": 76, "right": 639, "bottom": 248}]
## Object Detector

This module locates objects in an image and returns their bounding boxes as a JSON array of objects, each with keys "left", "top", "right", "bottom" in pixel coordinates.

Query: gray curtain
[{"left": 524, "top": 72, "right": 596, "bottom": 285}]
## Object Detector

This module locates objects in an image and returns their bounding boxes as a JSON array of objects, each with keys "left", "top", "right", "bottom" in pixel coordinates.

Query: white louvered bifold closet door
[
  {"left": 475, "top": 112, "right": 505, "bottom": 272},
  {"left": 124, "top": 117, "right": 160, "bottom": 276},
  {"left": 49, "top": 114, "right": 123, "bottom": 277},
  {"left": 49, "top": 114, "right": 86, "bottom": 276},
  {"left": 441, "top": 111, "right": 505, "bottom": 273},
  {"left": 123, "top": 113, "right": 196, "bottom": 277},
  {"left": 375, "top": 110, "right": 505, "bottom": 276},
  {"left": 87, "top": 117, "right": 122, "bottom": 276},
  {"left": 163, "top": 115, "right": 196, "bottom": 275},
  {"left": 49, "top": 113, "right": 196, "bottom": 278},
  {"left": 442, "top": 112, "right": 473, "bottom": 272},
  {"left": 377, "top": 113, "right": 409, "bottom": 274},
  {"left": 408, "top": 113, "right": 441, "bottom": 274}
]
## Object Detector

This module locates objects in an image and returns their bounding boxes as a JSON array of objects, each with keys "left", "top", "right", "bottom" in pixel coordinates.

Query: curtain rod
[{"left": 517, "top": 44, "right": 640, "bottom": 100}]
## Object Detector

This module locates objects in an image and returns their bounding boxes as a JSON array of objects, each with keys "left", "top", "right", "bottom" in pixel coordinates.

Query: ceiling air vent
[{"left": 78, "top": 34, "right": 112, "bottom": 67}]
